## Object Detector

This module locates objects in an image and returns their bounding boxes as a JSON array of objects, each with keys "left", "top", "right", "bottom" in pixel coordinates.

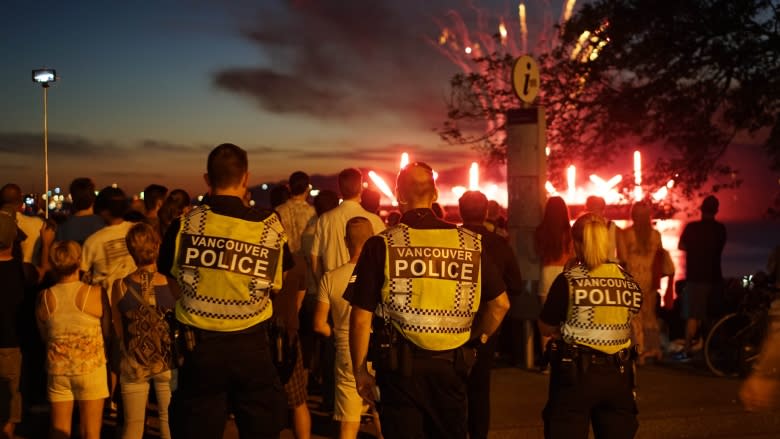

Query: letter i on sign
[{"left": 512, "top": 55, "right": 540, "bottom": 104}]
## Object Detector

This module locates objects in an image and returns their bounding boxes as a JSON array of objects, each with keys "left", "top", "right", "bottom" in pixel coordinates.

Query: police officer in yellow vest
[
  {"left": 345, "top": 162, "right": 510, "bottom": 439},
  {"left": 539, "top": 213, "right": 642, "bottom": 439},
  {"left": 158, "top": 143, "right": 292, "bottom": 439}
]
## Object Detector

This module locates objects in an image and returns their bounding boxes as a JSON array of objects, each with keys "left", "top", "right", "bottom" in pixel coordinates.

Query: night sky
[{"left": 1, "top": 0, "right": 777, "bottom": 221}]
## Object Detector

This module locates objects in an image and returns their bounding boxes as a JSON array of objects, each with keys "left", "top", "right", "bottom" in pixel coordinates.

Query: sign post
[{"left": 507, "top": 55, "right": 545, "bottom": 369}]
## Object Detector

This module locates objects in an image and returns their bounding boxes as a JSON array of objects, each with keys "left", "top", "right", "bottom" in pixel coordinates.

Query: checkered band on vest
[
  {"left": 561, "top": 264, "right": 641, "bottom": 353},
  {"left": 175, "top": 206, "right": 284, "bottom": 322},
  {"left": 380, "top": 224, "right": 482, "bottom": 350}
]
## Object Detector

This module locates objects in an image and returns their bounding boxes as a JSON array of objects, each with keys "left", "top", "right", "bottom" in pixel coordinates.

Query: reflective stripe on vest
[
  {"left": 172, "top": 205, "right": 286, "bottom": 332},
  {"left": 380, "top": 224, "right": 482, "bottom": 351},
  {"left": 561, "top": 263, "right": 642, "bottom": 354}
]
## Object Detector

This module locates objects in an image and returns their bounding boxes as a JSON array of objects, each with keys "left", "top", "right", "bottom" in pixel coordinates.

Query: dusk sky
[
  {"left": 1, "top": 0, "right": 777, "bottom": 221},
  {"left": 1, "top": 0, "right": 532, "bottom": 194}
]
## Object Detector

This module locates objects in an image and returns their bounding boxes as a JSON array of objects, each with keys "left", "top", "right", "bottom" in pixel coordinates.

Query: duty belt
[
  {"left": 188, "top": 320, "right": 269, "bottom": 341},
  {"left": 549, "top": 340, "right": 636, "bottom": 366},
  {"left": 403, "top": 338, "right": 458, "bottom": 362}
]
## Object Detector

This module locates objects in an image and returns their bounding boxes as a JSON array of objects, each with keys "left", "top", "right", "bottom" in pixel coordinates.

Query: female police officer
[{"left": 538, "top": 213, "right": 642, "bottom": 439}]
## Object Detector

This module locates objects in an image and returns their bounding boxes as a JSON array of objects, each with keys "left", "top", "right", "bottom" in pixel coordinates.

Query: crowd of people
[{"left": 0, "top": 141, "right": 775, "bottom": 439}]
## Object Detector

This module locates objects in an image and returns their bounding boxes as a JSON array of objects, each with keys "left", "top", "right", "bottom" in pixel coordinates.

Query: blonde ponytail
[{"left": 572, "top": 213, "right": 610, "bottom": 270}]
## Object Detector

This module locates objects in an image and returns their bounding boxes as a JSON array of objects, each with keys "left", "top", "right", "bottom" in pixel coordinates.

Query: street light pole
[
  {"left": 32, "top": 68, "right": 56, "bottom": 219},
  {"left": 43, "top": 83, "right": 49, "bottom": 219}
]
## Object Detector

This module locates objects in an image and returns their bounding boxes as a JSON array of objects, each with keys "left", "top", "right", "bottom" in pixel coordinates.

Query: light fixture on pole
[{"left": 32, "top": 68, "right": 56, "bottom": 218}]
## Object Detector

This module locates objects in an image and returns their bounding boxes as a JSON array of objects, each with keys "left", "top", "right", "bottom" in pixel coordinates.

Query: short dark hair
[
  {"left": 338, "top": 168, "right": 363, "bottom": 199},
  {"left": 345, "top": 216, "right": 374, "bottom": 253},
  {"left": 0, "top": 183, "right": 22, "bottom": 206},
  {"left": 396, "top": 162, "right": 436, "bottom": 204},
  {"left": 94, "top": 186, "right": 128, "bottom": 219},
  {"left": 288, "top": 171, "right": 310, "bottom": 196},
  {"left": 269, "top": 185, "right": 290, "bottom": 209},
  {"left": 143, "top": 184, "right": 168, "bottom": 212},
  {"left": 458, "top": 191, "right": 488, "bottom": 224},
  {"left": 207, "top": 143, "right": 248, "bottom": 189},
  {"left": 701, "top": 195, "right": 719, "bottom": 215},
  {"left": 361, "top": 188, "right": 381, "bottom": 214},
  {"left": 69, "top": 178, "right": 96, "bottom": 212},
  {"left": 314, "top": 190, "right": 340, "bottom": 216}
]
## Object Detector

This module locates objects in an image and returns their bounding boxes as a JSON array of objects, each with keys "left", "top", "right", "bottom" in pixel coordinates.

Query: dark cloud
[
  {"left": 97, "top": 170, "right": 167, "bottom": 179},
  {"left": 0, "top": 133, "right": 293, "bottom": 164},
  {"left": 245, "top": 144, "right": 293, "bottom": 154},
  {"left": 0, "top": 132, "right": 117, "bottom": 157},
  {"left": 139, "top": 139, "right": 288, "bottom": 155},
  {"left": 291, "top": 142, "right": 463, "bottom": 167},
  {"left": 0, "top": 163, "right": 29, "bottom": 171},
  {"left": 213, "top": 0, "right": 455, "bottom": 127},
  {"left": 140, "top": 139, "right": 210, "bottom": 153},
  {"left": 214, "top": 69, "right": 353, "bottom": 118}
]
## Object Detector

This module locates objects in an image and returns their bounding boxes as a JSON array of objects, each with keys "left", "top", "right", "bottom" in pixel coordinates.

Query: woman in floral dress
[{"left": 618, "top": 202, "right": 664, "bottom": 364}]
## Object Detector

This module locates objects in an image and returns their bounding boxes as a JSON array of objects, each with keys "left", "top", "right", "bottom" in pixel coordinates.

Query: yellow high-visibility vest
[
  {"left": 561, "top": 263, "right": 642, "bottom": 354},
  {"left": 380, "top": 224, "right": 482, "bottom": 351},
  {"left": 172, "top": 205, "right": 286, "bottom": 332}
]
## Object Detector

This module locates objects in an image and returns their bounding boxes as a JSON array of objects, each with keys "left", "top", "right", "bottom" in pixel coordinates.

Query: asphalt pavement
[
  {"left": 488, "top": 361, "right": 780, "bottom": 439},
  {"left": 16, "top": 359, "right": 780, "bottom": 438}
]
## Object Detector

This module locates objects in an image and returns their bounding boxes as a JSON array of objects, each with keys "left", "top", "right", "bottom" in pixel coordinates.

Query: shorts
[
  {"left": 283, "top": 341, "right": 308, "bottom": 408},
  {"left": 0, "top": 348, "right": 22, "bottom": 424},
  {"left": 48, "top": 364, "right": 110, "bottom": 402},
  {"left": 333, "top": 349, "right": 367, "bottom": 422},
  {"left": 682, "top": 282, "right": 712, "bottom": 321}
]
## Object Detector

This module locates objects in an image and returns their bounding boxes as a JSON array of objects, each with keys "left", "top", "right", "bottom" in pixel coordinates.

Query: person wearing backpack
[{"left": 111, "top": 222, "right": 177, "bottom": 439}]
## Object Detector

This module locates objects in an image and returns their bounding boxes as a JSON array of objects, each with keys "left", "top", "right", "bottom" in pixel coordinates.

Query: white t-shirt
[
  {"left": 16, "top": 212, "right": 44, "bottom": 264},
  {"left": 275, "top": 198, "right": 316, "bottom": 254},
  {"left": 318, "top": 262, "right": 356, "bottom": 351},
  {"left": 81, "top": 221, "right": 137, "bottom": 295},
  {"left": 311, "top": 200, "right": 384, "bottom": 273}
]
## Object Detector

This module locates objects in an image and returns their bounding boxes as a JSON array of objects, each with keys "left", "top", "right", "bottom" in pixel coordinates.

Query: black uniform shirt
[
  {"left": 539, "top": 274, "right": 569, "bottom": 326},
  {"left": 462, "top": 224, "right": 523, "bottom": 297},
  {"left": 157, "top": 194, "right": 293, "bottom": 277},
  {"left": 344, "top": 208, "right": 506, "bottom": 312}
]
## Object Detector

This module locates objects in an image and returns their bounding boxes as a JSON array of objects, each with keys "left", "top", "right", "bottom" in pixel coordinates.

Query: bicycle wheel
[{"left": 704, "top": 313, "right": 753, "bottom": 377}]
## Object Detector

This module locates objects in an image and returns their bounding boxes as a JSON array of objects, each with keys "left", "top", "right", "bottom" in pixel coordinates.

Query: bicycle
[{"left": 703, "top": 273, "right": 776, "bottom": 377}]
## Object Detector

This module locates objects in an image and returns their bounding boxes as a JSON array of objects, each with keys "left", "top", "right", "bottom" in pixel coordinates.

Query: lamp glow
[{"left": 32, "top": 69, "right": 56, "bottom": 84}]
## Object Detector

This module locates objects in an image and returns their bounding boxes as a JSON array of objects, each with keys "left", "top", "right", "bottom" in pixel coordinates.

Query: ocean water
[
  {"left": 719, "top": 220, "right": 777, "bottom": 278},
  {"left": 655, "top": 219, "right": 778, "bottom": 281}
]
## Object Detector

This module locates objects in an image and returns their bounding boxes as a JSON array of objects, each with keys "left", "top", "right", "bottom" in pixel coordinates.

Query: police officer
[
  {"left": 345, "top": 162, "right": 510, "bottom": 439},
  {"left": 158, "top": 143, "right": 291, "bottom": 439},
  {"left": 538, "top": 213, "right": 642, "bottom": 439}
]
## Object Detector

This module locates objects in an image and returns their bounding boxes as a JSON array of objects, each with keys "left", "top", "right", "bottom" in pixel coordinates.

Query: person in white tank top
[{"left": 37, "top": 241, "right": 108, "bottom": 439}]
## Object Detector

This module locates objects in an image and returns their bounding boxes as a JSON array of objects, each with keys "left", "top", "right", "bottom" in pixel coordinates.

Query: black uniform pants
[
  {"left": 377, "top": 357, "right": 468, "bottom": 439},
  {"left": 169, "top": 324, "right": 287, "bottom": 439},
  {"left": 467, "top": 335, "right": 498, "bottom": 439},
  {"left": 543, "top": 355, "right": 638, "bottom": 439}
]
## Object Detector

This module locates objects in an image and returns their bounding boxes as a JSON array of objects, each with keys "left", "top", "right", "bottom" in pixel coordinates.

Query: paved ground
[
  {"left": 16, "top": 359, "right": 780, "bottom": 438},
  {"left": 488, "top": 361, "right": 780, "bottom": 439}
]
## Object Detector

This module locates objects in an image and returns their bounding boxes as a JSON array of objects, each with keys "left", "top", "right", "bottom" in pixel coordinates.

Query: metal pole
[
  {"left": 506, "top": 107, "right": 547, "bottom": 370},
  {"left": 43, "top": 85, "right": 49, "bottom": 219}
]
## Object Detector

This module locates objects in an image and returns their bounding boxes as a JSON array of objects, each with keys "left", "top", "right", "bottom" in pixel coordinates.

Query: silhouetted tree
[{"left": 440, "top": 0, "right": 779, "bottom": 203}]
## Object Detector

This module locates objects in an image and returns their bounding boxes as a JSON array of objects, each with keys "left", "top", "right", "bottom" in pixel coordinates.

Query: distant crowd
[{"left": 1, "top": 143, "right": 778, "bottom": 439}]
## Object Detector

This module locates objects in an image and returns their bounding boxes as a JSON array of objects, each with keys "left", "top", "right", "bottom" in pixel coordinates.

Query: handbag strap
[{"left": 122, "top": 279, "right": 164, "bottom": 321}]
